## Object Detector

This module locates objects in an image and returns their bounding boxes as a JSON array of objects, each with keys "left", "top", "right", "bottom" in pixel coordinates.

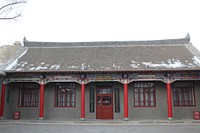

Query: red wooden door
[{"left": 96, "top": 88, "right": 113, "bottom": 119}]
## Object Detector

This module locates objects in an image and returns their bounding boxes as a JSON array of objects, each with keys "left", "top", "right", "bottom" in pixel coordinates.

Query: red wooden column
[
  {"left": 0, "top": 82, "right": 6, "bottom": 118},
  {"left": 124, "top": 81, "right": 129, "bottom": 120},
  {"left": 80, "top": 82, "right": 85, "bottom": 120},
  {"left": 39, "top": 83, "right": 45, "bottom": 119},
  {"left": 166, "top": 81, "right": 173, "bottom": 120}
]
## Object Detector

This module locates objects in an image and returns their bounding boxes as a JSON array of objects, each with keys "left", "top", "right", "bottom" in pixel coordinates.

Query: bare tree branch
[
  {"left": 0, "top": 13, "right": 21, "bottom": 20},
  {"left": 0, "top": 1, "right": 26, "bottom": 11},
  {"left": 0, "top": 0, "right": 27, "bottom": 20}
]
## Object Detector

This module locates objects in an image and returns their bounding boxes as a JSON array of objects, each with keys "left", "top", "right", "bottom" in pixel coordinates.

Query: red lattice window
[
  {"left": 18, "top": 83, "right": 39, "bottom": 107},
  {"left": 173, "top": 82, "right": 196, "bottom": 107},
  {"left": 55, "top": 83, "right": 76, "bottom": 107},
  {"left": 133, "top": 82, "right": 156, "bottom": 107}
]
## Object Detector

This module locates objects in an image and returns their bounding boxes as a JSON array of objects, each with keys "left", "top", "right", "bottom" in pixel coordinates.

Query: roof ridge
[
  {"left": 185, "top": 43, "right": 200, "bottom": 58},
  {"left": 23, "top": 37, "right": 190, "bottom": 48},
  {"left": 0, "top": 47, "right": 28, "bottom": 71}
]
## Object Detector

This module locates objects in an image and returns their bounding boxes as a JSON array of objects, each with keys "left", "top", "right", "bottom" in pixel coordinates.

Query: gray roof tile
[{"left": 5, "top": 37, "right": 200, "bottom": 72}]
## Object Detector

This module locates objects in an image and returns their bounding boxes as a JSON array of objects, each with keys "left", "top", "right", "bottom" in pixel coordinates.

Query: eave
[{"left": 4, "top": 68, "right": 200, "bottom": 74}]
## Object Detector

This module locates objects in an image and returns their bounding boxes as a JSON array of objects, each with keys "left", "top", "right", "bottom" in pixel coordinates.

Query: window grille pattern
[
  {"left": 55, "top": 83, "right": 76, "bottom": 107},
  {"left": 173, "top": 82, "right": 195, "bottom": 107},
  {"left": 18, "top": 83, "right": 39, "bottom": 107},
  {"left": 133, "top": 82, "right": 156, "bottom": 107}
]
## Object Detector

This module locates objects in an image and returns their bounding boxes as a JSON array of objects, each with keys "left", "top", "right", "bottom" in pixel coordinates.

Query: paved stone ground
[{"left": 0, "top": 122, "right": 200, "bottom": 133}]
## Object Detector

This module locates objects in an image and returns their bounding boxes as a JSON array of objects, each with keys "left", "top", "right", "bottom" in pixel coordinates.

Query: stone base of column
[
  {"left": 80, "top": 118, "right": 86, "bottom": 121},
  {"left": 39, "top": 117, "right": 44, "bottom": 120},
  {"left": 168, "top": 117, "right": 173, "bottom": 121},
  {"left": 124, "top": 118, "right": 129, "bottom": 121}
]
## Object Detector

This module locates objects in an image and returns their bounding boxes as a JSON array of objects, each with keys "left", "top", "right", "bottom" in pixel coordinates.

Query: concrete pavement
[
  {"left": 0, "top": 121, "right": 200, "bottom": 133},
  {"left": 0, "top": 119, "right": 200, "bottom": 125}
]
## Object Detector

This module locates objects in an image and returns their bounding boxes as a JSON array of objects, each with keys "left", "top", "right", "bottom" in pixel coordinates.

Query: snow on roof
[
  {"left": 141, "top": 59, "right": 191, "bottom": 69},
  {"left": 192, "top": 56, "right": 200, "bottom": 67},
  {"left": 3, "top": 36, "right": 200, "bottom": 72},
  {"left": 5, "top": 48, "right": 28, "bottom": 70}
]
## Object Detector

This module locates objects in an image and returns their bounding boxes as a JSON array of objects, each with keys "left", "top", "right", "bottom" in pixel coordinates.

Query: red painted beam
[
  {"left": 124, "top": 83, "right": 129, "bottom": 120},
  {"left": 81, "top": 83, "right": 85, "bottom": 120},
  {"left": 166, "top": 82, "right": 173, "bottom": 120},
  {"left": 39, "top": 84, "right": 44, "bottom": 119},
  {"left": 0, "top": 83, "right": 6, "bottom": 118}
]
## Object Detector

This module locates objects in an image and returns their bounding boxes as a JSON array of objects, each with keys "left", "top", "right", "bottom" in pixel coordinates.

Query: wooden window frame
[
  {"left": 114, "top": 88, "right": 120, "bottom": 112},
  {"left": 133, "top": 82, "right": 156, "bottom": 107},
  {"left": 7, "top": 89, "right": 10, "bottom": 103},
  {"left": 89, "top": 88, "right": 95, "bottom": 112},
  {"left": 54, "top": 83, "right": 76, "bottom": 108},
  {"left": 18, "top": 83, "right": 39, "bottom": 107},
  {"left": 172, "top": 81, "right": 196, "bottom": 107}
]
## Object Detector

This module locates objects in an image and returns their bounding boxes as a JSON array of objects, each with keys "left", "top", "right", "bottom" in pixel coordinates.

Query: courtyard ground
[{"left": 0, "top": 120, "right": 200, "bottom": 133}]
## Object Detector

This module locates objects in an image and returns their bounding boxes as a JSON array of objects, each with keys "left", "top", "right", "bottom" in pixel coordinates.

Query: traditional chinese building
[{"left": 0, "top": 35, "right": 200, "bottom": 120}]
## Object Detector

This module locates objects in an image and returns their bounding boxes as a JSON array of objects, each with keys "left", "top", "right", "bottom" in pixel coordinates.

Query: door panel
[
  {"left": 102, "top": 96, "right": 113, "bottom": 119},
  {"left": 96, "top": 88, "right": 113, "bottom": 119},
  {"left": 96, "top": 96, "right": 102, "bottom": 119}
]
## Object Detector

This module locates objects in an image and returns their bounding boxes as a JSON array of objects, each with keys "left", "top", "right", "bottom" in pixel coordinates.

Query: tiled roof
[
  {"left": 0, "top": 70, "right": 5, "bottom": 76},
  {"left": 4, "top": 36, "right": 200, "bottom": 72}
]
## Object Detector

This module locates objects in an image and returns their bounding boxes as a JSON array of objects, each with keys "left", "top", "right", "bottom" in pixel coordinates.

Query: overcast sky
[{"left": 0, "top": 0, "right": 200, "bottom": 50}]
